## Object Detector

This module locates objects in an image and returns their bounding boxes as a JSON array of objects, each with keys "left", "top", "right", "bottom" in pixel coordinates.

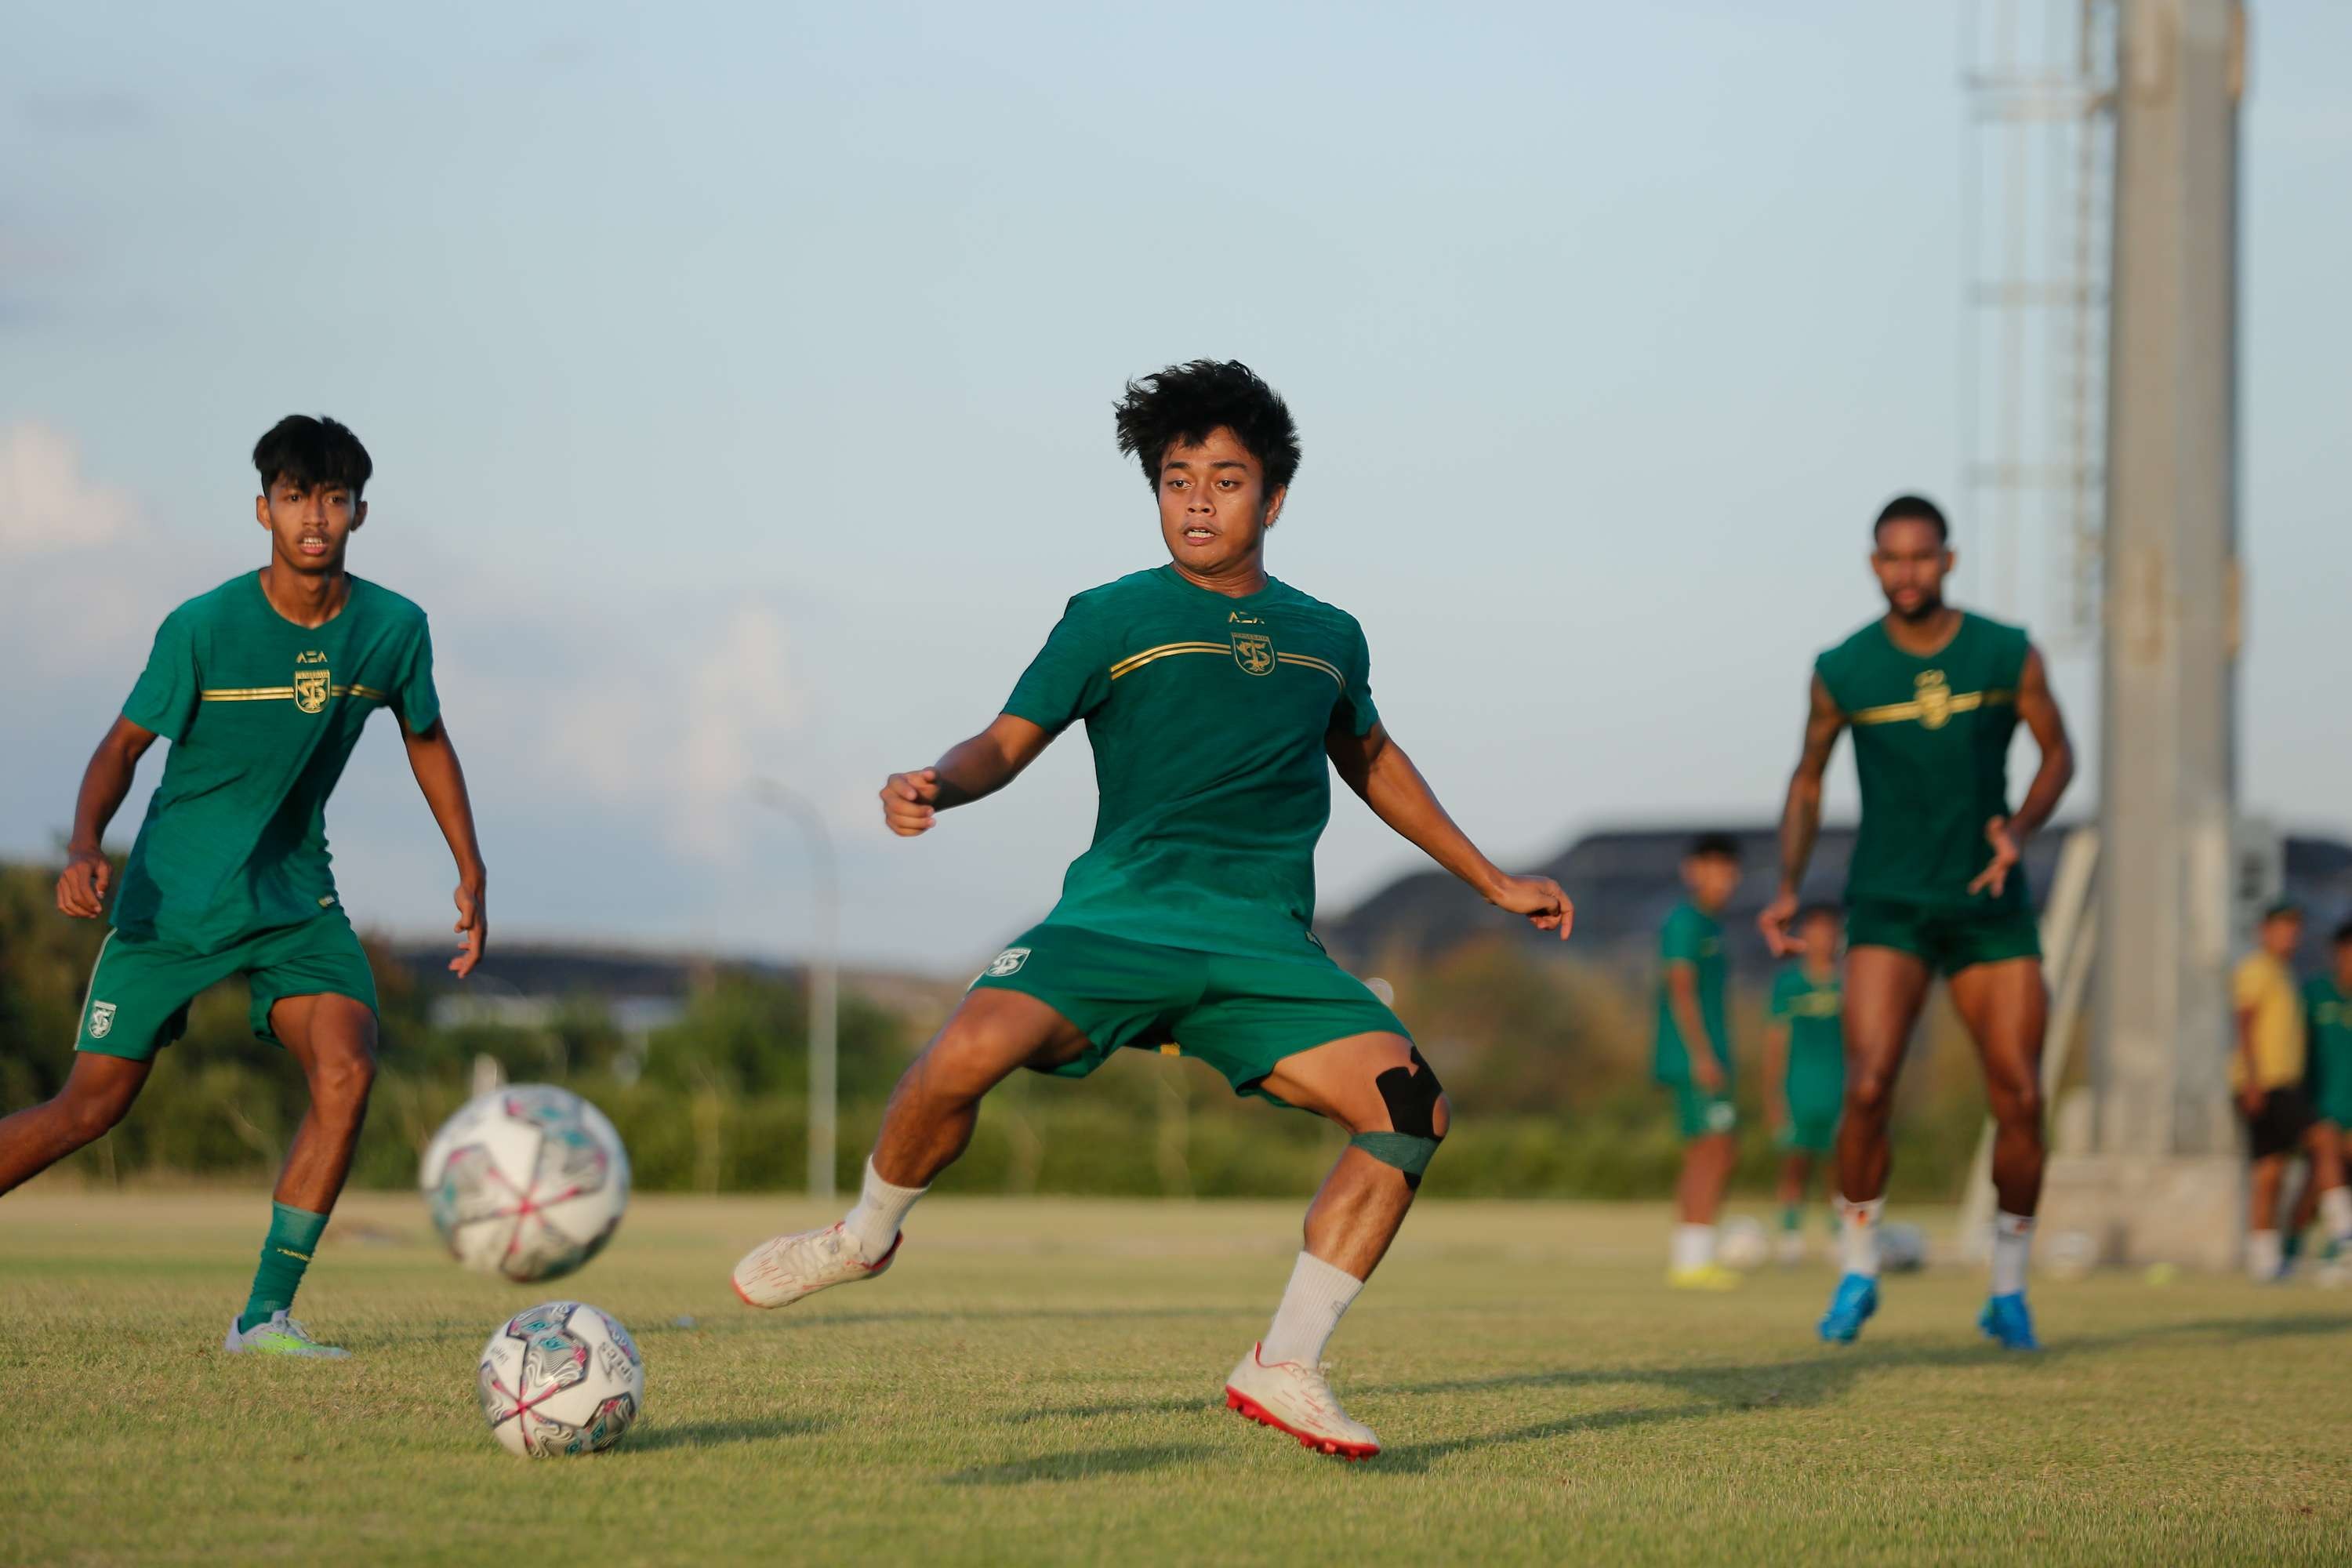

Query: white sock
[
  {"left": 1838, "top": 1194, "right": 1886, "bottom": 1279},
  {"left": 2248, "top": 1229, "right": 2283, "bottom": 1281},
  {"left": 1991, "top": 1210, "right": 2034, "bottom": 1296},
  {"left": 1671, "top": 1223, "right": 1716, "bottom": 1272},
  {"left": 841, "top": 1157, "right": 926, "bottom": 1258},
  {"left": 2321, "top": 1186, "right": 2352, "bottom": 1246},
  {"left": 1259, "top": 1251, "right": 1364, "bottom": 1368}
]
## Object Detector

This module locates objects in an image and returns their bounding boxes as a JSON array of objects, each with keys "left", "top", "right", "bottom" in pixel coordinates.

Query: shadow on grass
[
  {"left": 945, "top": 1443, "right": 1214, "bottom": 1486},
  {"left": 629, "top": 1414, "right": 837, "bottom": 1451}
]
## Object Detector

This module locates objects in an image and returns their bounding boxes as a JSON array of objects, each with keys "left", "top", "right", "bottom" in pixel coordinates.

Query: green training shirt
[
  {"left": 2305, "top": 976, "right": 2352, "bottom": 1126},
  {"left": 1652, "top": 901, "right": 1730, "bottom": 1085},
  {"left": 1003, "top": 565, "right": 1378, "bottom": 957},
  {"left": 113, "top": 572, "right": 439, "bottom": 949},
  {"left": 1814, "top": 612, "right": 2031, "bottom": 913},
  {"left": 1769, "top": 962, "right": 1844, "bottom": 1114}
]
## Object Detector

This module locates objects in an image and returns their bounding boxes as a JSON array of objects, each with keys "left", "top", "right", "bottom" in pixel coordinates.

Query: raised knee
[
  {"left": 312, "top": 1044, "right": 377, "bottom": 1112},
  {"left": 1350, "top": 1048, "right": 1447, "bottom": 1189}
]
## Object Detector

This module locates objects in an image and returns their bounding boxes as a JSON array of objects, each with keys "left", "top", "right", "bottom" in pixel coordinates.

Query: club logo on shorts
[
  {"left": 1913, "top": 669, "right": 1953, "bottom": 730},
  {"left": 1231, "top": 631, "right": 1276, "bottom": 677},
  {"left": 294, "top": 667, "right": 332, "bottom": 714},
  {"left": 1706, "top": 1100, "right": 1737, "bottom": 1134},
  {"left": 986, "top": 947, "right": 1031, "bottom": 978},
  {"left": 88, "top": 1000, "right": 117, "bottom": 1040}
]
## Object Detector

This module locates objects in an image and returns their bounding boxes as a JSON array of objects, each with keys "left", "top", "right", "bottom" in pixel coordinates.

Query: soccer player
[
  {"left": 731, "top": 361, "right": 1572, "bottom": 1460},
  {"left": 2234, "top": 903, "right": 2352, "bottom": 1281},
  {"left": 1759, "top": 495, "right": 2073, "bottom": 1351},
  {"left": 1653, "top": 833, "right": 1744, "bottom": 1289},
  {"left": 1763, "top": 903, "right": 1844, "bottom": 1265},
  {"left": 2288, "top": 918, "right": 2352, "bottom": 1275},
  {"left": 0, "top": 415, "right": 486, "bottom": 1358}
]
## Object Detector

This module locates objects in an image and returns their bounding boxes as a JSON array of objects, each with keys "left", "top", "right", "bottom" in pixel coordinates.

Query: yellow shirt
[{"left": 2232, "top": 951, "right": 2305, "bottom": 1091}]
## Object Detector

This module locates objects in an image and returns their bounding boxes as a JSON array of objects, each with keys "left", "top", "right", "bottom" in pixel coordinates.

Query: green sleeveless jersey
[
  {"left": 1003, "top": 565, "right": 1378, "bottom": 957},
  {"left": 1815, "top": 612, "right": 2031, "bottom": 913},
  {"left": 114, "top": 572, "right": 440, "bottom": 949}
]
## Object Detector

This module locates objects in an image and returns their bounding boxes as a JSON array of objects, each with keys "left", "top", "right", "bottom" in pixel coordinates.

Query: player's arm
[
  {"left": 1761, "top": 1018, "right": 1791, "bottom": 1130},
  {"left": 401, "top": 717, "right": 488, "bottom": 978},
  {"left": 55, "top": 716, "right": 160, "bottom": 917},
  {"left": 1761, "top": 673, "right": 1845, "bottom": 955},
  {"left": 2234, "top": 967, "right": 2266, "bottom": 1116},
  {"left": 1326, "top": 720, "right": 1571, "bottom": 938},
  {"left": 1969, "top": 646, "right": 2076, "bottom": 897},
  {"left": 1665, "top": 964, "right": 1724, "bottom": 1093},
  {"left": 880, "top": 714, "right": 1055, "bottom": 838}
]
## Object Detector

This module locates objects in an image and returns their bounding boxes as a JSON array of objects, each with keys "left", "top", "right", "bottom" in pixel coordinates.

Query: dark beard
[{"left": 1888, "top": 592, "right": 1945, "bottom": 624}]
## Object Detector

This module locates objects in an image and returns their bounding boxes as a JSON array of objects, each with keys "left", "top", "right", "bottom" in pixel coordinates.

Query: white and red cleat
[
  {"left": 731, "top": 1221, "right": 901, "bottom": 1309},
  {"left": 1223, "top": 1342, "right": 1381, "bottom": 1461}
]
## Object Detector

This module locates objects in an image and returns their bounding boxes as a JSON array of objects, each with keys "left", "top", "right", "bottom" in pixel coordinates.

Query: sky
[{"left": 4, "top": 2, "right": 2347, "bottom": 975}]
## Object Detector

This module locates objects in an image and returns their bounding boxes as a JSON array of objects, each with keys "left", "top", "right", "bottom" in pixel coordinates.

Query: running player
[
  {"left": 730, "top": 361, "right": 1572, "bottom": 1460},
  {"left": 1763, "top": 903, "right": 1843, "bottom": 1265},
  {"left": 2234, "top": 903, "right": 2352, "bottom": 1281},
  {"left": 0, "top": 415, "right": 486, "bottom": 1357},
  {"left": 1653, "top": 833, "right": 1743, "bottom": 1290},
  {"left": 1759, "top": 495, "right": 2073, "bottom": 1350}
]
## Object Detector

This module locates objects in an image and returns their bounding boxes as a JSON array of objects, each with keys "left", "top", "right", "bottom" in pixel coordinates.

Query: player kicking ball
[
  {"left": 731, "top": 361, "right": 1572, "bottom": 1459},
  {"left": 1760, "top": 495, "right": 2073, "bottom": 1351},
  {"left": 0, "top": 416, "right": 487, "bottom": 1358}
]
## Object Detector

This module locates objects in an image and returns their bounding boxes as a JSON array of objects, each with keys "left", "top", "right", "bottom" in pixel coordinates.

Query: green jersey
[
  {"left": 1003, "top": 565, "right": 1377, "bottom": 957},
  {"left": 1769, "top": 962, "right": 1844, "bottom": 1115},
  {"left": 114, "top": 572, "right": 439, "bottom": 949},
  {"left": 2304, "top": 976, "right": 2352, "bottom": 1126},
  {"left": 1815, "top": 612, "right": 2031, "bottom": 913},
  {"left": 1652, "top": 901, "right": 1729, "bottom": 1084}
]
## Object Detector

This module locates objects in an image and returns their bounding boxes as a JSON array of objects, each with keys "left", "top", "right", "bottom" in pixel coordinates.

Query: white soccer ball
[
  {"left": 477, "top": 1300, "right": 644, "bottom": 1457},
  {"left": 420, "top": 1084, "right": 630, "bottom": 1282},
  {"left": 1881, "top": 1221, "right": 1929, "bottom": 1273},
  {"left": 1719, "top": 1216, "right": 1771, "bottom": 1270}
]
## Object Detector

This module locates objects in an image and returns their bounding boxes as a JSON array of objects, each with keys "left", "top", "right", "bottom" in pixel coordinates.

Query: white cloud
[{"left": 0, "top": 422, "right": 136, "bottom": 557}]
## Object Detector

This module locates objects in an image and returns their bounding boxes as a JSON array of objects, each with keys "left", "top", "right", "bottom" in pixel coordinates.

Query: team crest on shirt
[
  {"left": 294, "top": 667, "right": 332, "bottom": 714},
  {"left": 1914, "top": 670, "right": 1953, "bottom": 730},
  {"left": 985, "top": 947, "right": 1031, "bottom": 978},
  {"left": 88, "top": 1001, "right": 117, "bottom": 1040},
  {"left": 1231, "top": 631, "right": 1276, "bottom": 677}
]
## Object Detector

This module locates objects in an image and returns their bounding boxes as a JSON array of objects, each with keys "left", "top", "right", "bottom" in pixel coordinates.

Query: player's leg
[
  {"left": 732, "top": 982, "right": 1098, "bottom": 1308},
  {"left": 1947, "top": 955, "right": 2047, "bottom": 1347},
  {"left": 2296, "top": 1117, "right": 2352, "bottom": 1277},
  {"left": 2246, "top": 1151, "right": 2287, "bottom": 1281},
  {"left": 1820, "top": 930, "right": 1933, "bottom": 1342},
  {"left": 1776, "top": 1149, "right": 1813, "bottom": 1265},
  {"left": 1670, "top": 1122, "right": 1740, "bottom": 1288},
  {"left": 0, "top": 1052, "right": 151, "bottom": 1195}
]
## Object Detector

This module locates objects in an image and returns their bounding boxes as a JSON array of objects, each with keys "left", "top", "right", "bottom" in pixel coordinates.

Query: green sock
[
  {"left": 1780, "top": 1204, "right": 1802, "bottom": 1234},
  {"left": 238, "top": 1203, "right": 329, "bottom": 1333}
]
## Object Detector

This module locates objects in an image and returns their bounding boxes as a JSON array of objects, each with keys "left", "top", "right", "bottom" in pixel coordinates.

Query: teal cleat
[
  {"left": 1977, "top": 1292, "right": 2039, "bottom": 1351},
  {"left": 1817, "top": 1272, "right": 1878, "bottom": 1345}
]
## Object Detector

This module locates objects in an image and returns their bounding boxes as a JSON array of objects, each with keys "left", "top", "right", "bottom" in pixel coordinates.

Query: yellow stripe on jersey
[
  {"left": 1108, "top": 643, "right": 1229, "bottom": 679},
  {"left": 1848, "top": 689, "right": 2014, "bottom": 727},
  {"left": 198, "top": 687, "right": 298, "bottom": 702},
  {"left": 330, "top": 684, "right": 389, "bottom": 700},
  {"left": 1276, "top": 652, "right": 1345, "bottom": 689}
]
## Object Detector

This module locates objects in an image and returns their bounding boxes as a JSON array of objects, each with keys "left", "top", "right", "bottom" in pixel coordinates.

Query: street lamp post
[{"left": 751, "top": 779, "right": 840, "bottom": 1201}]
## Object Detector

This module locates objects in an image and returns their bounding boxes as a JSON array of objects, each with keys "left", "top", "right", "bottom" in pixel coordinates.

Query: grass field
[{"left": 4, "top": 1190, "right": 2350, "bottom": 1566}]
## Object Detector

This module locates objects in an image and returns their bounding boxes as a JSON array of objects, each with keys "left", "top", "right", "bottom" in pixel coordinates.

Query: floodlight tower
[{"left": 2045, "top": 0, "right": 2247, "bottom": 1269}]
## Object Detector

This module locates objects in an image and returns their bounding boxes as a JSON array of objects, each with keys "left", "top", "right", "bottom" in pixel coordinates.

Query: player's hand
[
  {"left": 451, "top": 876, "right": 486, "bottom": 978},
  {"left": 56, "top": 848, "right": 111, "bottom": 919},
  {"left": 880, "top": 768, "right": 942, "bottom": 837},
  {"left": 1759, "top": 888, "right": 1800, "bottom": 956},
  {"left": 1488, "top": 873, "right": 1573, "bottom": 940},
  {"left": 1692, "top": 1056, "right": 1726, "bottom": 1095},
  {"left": 1968, "top": 815, "right": 2020, "bottom": 898},
  {"left": 2239, "top": 1083, "right": 2265, "bottom": 1119}
]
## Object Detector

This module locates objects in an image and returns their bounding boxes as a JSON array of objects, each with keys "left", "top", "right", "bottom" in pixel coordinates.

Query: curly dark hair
[{"left": 1113, "top": 361, "right": 1300, "bottom": 495}]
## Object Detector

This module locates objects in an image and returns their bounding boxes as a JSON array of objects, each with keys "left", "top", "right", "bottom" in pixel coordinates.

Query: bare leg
[
  {"left": 1257, "top": 1033, "right": 1443, "bottom": 1282},
  {"left": 1947, "top": 957, "right": 2049, "bottom": 1217},
  {"left": 1835, "top": 946, "right": 1936, "bottom": 1204},
  {"left": 2249, "top": 1154, "right": 2285, "bottom": 1234},
  {"left": 0, "top": 1052, "right": 151, "bottom": 1196},
  {"left": 267, "top": 994, "right": 379, "bottom": 1213},
  {"left": 1777, "top": 1150, "right": 1814, "bottom": 1211},
  {"left": 867, "top": 989, "right": 1093, "bottom": 1189},
  {"left": 1676, "top": 1132, "right": 1737, "bottom": 1226}
]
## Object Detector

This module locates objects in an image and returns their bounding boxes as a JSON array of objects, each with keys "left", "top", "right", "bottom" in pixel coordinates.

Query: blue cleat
[
  {"left": 1977, "top": 1292, "right": 2040, "bottom": 1351},
  {"left": 1817, "top": 1272, "right": 1878, "bottom": 1345}
]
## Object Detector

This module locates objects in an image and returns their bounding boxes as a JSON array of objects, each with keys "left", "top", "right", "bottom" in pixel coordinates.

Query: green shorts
[
  {"left": 1664, "top": 1080, "right": 1737, "bottom": 1140},
  {"left": 1847, "top": 900, "right": 2041, "bottom": 978},
  {"left": 74, "top": 912, "right": 379, "bottom": 1062},
  {"left": 1777, "top": 1106, "right": 1841, "bottom": 1154},
  {"left": 969, "top": 923, "right": 1408, "bottom": 1108}
]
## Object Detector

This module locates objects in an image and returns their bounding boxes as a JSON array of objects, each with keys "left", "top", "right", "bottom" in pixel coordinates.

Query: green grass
[{"left": 3, "top": 1190, "right": 2348, "bottom": 1565}]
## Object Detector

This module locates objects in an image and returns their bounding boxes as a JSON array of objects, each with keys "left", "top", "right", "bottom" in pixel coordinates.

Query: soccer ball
[
  {"left": 1881, "top": 1221, "right": 1929, "bottom": 1273},
  {"left": 477, "top": 1300, "right": 644, "bottom": 1457},
  {"left": 1719, "top": 1216, "right": 1771, "bottom": 1270},
  {"left": 420, "top": 1084, "right": 630, "bottom": 1282}
]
